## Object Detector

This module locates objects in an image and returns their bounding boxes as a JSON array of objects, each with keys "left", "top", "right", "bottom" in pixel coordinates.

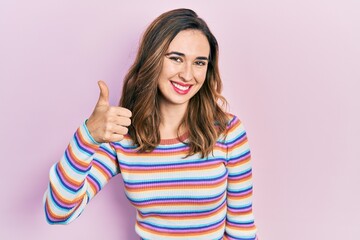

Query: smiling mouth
[
  {"left": 171, "top": 81, "right": 191, "bottom": 91},
  {"left": 170, "top": 81, "right": 192, "bottom": 94},
  {"left": 170, "top": 81, "right": 193, "bottom": 95}
]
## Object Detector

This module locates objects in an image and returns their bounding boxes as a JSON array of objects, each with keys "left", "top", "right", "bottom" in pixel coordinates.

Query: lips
[{"left": 170, "top": 81, "right": 192, "bottom": 95}]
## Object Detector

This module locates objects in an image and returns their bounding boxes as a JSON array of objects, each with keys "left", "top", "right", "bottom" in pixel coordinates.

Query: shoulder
[
  {"left": 225, "top": 113, "right": 244, "bottom": 130},
  {"left": 222, "top": 113, "right": 248, "bottom": 142}
]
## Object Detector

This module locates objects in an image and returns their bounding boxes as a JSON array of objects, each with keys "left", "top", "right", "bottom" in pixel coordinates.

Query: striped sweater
[{"left": 44, "top": 114, "right": 258, "bottom": 240}]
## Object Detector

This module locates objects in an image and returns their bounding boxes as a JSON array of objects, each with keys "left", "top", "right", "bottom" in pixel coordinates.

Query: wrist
[{"left": 84, "top": 119, "right": 100, "bottom": 144}]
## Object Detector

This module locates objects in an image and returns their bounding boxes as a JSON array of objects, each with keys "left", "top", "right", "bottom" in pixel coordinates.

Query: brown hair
[{"left": 119, "top": 8, "right": 229, "bottom": 158}]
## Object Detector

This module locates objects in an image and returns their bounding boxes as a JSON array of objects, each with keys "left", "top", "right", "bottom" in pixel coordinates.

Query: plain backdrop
[{"left": 1, "top": 0, "right": 359, "bottom": 239}]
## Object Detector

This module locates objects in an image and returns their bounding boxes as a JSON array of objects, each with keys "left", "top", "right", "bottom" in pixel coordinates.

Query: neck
[{"left": 159, "top": 101, "right": 188, "bottom": 139}]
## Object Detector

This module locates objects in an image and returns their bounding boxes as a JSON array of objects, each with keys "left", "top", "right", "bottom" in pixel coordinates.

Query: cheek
[
  {"left": 195, "top": 69, "right": 207, "bottom": 84},
  {"left": 161, "top": 61, "right": 178, "bottom": 76}
]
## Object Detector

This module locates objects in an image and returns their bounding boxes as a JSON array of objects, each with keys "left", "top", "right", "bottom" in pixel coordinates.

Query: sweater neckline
[{"left": 159, "top": 132, "right": 189, "bottom": 145}]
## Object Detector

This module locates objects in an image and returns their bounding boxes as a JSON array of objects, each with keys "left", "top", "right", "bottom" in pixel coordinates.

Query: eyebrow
[{"left": 165, "top": 51, "right": 209, "bottom": 61}]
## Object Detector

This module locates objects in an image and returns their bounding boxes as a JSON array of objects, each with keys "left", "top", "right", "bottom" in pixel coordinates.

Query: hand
[{"left": 86, "top": 80, "right": 132, "bottom": 143}]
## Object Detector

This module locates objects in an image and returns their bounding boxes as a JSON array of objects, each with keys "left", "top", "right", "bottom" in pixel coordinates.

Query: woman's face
[{"left": 157, "top": 29, "right": 210, "bottom": 109}]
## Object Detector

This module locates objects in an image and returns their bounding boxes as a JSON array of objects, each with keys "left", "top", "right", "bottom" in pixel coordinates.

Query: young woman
[{"left": 44, "top": 8, "right": 258, "bottom": 240}]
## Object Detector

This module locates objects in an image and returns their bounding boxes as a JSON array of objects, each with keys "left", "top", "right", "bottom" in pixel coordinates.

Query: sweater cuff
[{"left": 78, "top": 120, "right": 101, "bottom": 149}]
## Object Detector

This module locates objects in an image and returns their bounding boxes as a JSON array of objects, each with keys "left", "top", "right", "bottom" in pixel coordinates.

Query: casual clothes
[{"left": 44, "top": 114, "right": 258, "bottom": 239}]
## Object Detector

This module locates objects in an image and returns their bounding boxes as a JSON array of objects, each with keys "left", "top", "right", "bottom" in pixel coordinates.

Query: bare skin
[
  {"left": 158, "top": 30, "right": 210, "bottom": 139},
  {"left": 86, "top": 80, "right": 132, "bottom": 143}
]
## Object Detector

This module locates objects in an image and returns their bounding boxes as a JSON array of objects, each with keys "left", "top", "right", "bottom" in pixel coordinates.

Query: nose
[{"left": 179, "top": 63, "right": 193, "bottom": 82}]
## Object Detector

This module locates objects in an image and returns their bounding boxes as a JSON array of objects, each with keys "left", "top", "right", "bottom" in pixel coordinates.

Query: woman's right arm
[
  {"left": 44, "top": 81, "right": 132, "bottom": 224},
  {"left": 43, "top": 122, "right": 119, "bottom": 224}
]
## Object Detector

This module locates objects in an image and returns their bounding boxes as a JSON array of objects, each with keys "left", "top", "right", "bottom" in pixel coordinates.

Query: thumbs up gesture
[{"left": 86, "top": 81, "right": 132, "bottom": 143}]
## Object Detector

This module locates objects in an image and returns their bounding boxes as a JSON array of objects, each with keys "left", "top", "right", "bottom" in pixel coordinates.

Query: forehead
[{"left": 167, "top": 30, "right": 210, "bottom": 56}]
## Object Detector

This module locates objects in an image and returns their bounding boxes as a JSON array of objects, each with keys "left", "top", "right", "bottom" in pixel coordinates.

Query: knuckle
[
  {"left": 121, "top": 118, "right": 131, "bottom": 127},
  {"left": 120, "top": 107, "right": 132, "bottom": 117},
  {"left": 119, "top": 126, "right": 128, "bottom": 135},
  {"left": 127, "top": 118, "right": 131, "bottom": 126}
]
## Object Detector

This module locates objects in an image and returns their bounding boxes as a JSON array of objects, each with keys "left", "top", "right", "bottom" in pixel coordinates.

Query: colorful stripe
[{"left": 44, "top": 114, "right": 258, "bottom": 239}]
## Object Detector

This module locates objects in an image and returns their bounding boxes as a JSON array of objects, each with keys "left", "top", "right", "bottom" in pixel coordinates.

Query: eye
[
  {"left": 169, "top": 56, "right": 183, "bottom": 63},
  {"left": 195, "top": 61, "right": 207, "bottom": 66}
]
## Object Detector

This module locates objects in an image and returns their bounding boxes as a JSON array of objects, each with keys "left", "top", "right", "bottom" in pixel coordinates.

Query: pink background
[{"left": 1, "top": 0, "right": 359, "bottom": 239}]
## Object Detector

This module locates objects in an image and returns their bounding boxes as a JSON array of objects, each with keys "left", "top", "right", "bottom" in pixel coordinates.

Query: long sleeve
[
  {"left": 224, "top": 116, "right": 258, "bottom": 239},
  {"left": 43, "top": 121, "right": 120, "bottom": 224}
]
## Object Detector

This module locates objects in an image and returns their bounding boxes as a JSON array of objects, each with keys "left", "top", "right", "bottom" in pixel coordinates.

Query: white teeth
[{"left": 172, "top": 82, "right": 190, "bottom": 91}]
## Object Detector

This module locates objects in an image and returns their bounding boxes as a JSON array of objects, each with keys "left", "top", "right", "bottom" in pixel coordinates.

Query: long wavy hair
[{"left": 119, "top": 8, "right": 229, "bottom": 158}]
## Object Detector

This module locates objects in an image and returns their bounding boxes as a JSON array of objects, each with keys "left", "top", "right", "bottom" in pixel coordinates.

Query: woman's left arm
[{"left": 224, "top": 116, "right": 258, "bottom": 240}]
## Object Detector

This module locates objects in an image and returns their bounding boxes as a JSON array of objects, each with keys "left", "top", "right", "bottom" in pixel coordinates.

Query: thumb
[{"left": 97, "top": 80, "right": 110, "bottom": 106}]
